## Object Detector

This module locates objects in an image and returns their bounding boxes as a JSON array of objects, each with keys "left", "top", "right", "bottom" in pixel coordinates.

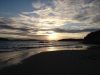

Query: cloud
[
  {"left": 92, "top": 0, "right": 100, "bottom": 5},
  {"left": 30, "top": 0, "right": 100, "bottom": 28},
  {"left": 0, "top": 17, "right": 21, "bottom": 28},
  {"left": 40, "top": 28, "right": 100, "bottom": 33},
  {"left": 0, "top": 28, "right": 44, "bottom": 39},
  {"left": 1, "top": 0, "right": 100, "bottom": 39},
  {"left": 0, "top": 17, "right": 40, "bottom": 38},
  {"left": 73, "top": 12, "right": 90, "bottom": 22},
  {"left": 32, "top": 0, "right": 45, "bottom": 9},
  {"left": 18, "top": 14, "right": 30, "bottom": 21},
  {"left": 53, "top": 0, "right": 99, "bottom": 20},
  {"left": 33, "top": 7, "right": 52, "bottom": 17},
  {"left": 0, "top": 24, "right": 16, "bottom": 30},
  {"left": 91, "top": 15, "right": 100, "bottom": 23},
  {"left": 0, "top": 18, "right": 29, "bottom": 31},
  {"left": 5, "top": 0, "right": 100, "bottom": 29}
]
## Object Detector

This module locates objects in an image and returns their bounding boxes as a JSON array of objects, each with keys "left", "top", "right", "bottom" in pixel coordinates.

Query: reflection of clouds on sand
[
  {"left": 0, "top": 49, "right": 41, "bottom": 69},
  {"left": 0, "top": 45, "right": 89, "bottom": 69}
]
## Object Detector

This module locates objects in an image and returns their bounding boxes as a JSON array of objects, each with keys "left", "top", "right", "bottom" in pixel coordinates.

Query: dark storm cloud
[
  {"left": 0, "top": 32, "right": 26, "bottom": 36},
  {"left": 39, "top": 27, "right": 100, "bottom": 33},
  {"left": 50, "top": 28, "right": 100, "bottom": 33},
  {"left": 3, "top": 31, "right": 47, "bottom": 39},
  {"left": 0, "top": 24, "right": 15, "bottom": 30},
  {"left": 0, "top": 18, "right": 40, "bottom": 37},
  {"left": 0, "top": 18, "right": 39, "bottom": 34},
  {"left": 0, "top": 23, "right": 29, "bottom": 32}
]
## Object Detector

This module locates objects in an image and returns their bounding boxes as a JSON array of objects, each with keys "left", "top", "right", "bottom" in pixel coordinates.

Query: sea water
[
  {"left": 0, "top": 41, "right": 89, "bottom": 51},
  {"left": 0, "top": 41, "right": 90, "bottom": 70}
]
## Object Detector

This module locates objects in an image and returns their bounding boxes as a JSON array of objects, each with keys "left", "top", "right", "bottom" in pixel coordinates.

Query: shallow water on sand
[
  {"left": 0, "top": 41, "right": 96, "bottom": 70},
  {"left": 0, "top": 41, "right": 89, "bottom": 51}
]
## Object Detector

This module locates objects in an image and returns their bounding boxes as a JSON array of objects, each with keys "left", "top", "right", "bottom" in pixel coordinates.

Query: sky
[{"left": 0, "top": 0, "right": 100, "bottom": 40}]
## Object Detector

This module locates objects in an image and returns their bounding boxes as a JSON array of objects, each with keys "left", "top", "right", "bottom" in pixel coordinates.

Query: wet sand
[{"left": 0, "top": 48, "right": 100, "bottom": 75}]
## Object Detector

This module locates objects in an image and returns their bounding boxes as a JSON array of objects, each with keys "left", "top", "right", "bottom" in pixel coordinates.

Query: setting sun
[{"left": 48, "top": 32, "right": 57, "bottom": 40}]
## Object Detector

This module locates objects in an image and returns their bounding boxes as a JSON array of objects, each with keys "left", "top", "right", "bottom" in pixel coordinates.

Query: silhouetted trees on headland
[{"left": 84, "top": 30, "right": 100, "bottom": 44}]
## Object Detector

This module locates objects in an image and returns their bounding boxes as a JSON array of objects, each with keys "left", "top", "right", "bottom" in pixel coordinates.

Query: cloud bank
[{"left": 0, "top": 0, "right": 100, "bottom": 39}]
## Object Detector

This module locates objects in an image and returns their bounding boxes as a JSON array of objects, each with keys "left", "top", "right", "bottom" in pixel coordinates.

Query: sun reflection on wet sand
[
  {"left": 46, "top": 47, "right": 57, "bottom": 51},
  {"left": 45, "top": 45, "right": 89, "bottom": 51},
  {"left": 0, "top": 45, "right": 89, "bottom": 70}
]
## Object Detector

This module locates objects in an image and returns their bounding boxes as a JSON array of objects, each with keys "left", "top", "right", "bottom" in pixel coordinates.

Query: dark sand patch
[{"left": 0, "top": 50, "right": 100, "bottom": 75}]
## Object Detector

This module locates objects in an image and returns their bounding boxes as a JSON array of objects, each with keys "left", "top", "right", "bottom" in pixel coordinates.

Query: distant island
[
  {"left": 84, "top": 30, "right": 100, "bottom": 44},
  {"left": 10, "top": 39, "right": 39, "bottom": 41},
  {"left": 0, "top": 37, "right": 40, "bottom": 41},
  {"left": 58, "top": 39, "right": 83, "bottom": 41},
  {"left": 0, "top": 37, "right": 9, "bottom": 41},
  {"left": 0, "top": 38, "right": 57, "bottom": 41},
  {"left": 0, "top": 37, "right": 84, "bottom": 41}
]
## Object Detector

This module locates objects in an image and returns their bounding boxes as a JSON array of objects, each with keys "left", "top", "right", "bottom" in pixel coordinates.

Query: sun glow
[
  {"left": 48, "top": 32, "right": 57, "bottom": 40},
  {"left": 49, "top": 34, "right": 55, "bottom": 39}
]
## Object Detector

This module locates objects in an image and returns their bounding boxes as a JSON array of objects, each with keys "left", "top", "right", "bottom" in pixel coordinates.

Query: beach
[
  {"left": 0, "top": 46, "right": 100, "bottom": 75},
  {"left": 0, "top": 0, "right": 100, "bottom": 74}
]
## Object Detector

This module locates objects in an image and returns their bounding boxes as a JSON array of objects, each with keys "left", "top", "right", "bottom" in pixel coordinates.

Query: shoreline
[{"left": 0, "top": 49, "right": 100, "bottom": 75}]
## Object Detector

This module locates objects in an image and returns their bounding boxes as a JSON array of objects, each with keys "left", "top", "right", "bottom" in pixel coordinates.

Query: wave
[{"left": 0, "top": 41, "right": 88, "bottom": 52}]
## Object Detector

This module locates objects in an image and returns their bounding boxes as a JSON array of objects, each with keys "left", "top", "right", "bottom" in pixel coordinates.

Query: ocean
[{"left": 0, "top": 41, "right": 89, "bottom": 51}]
